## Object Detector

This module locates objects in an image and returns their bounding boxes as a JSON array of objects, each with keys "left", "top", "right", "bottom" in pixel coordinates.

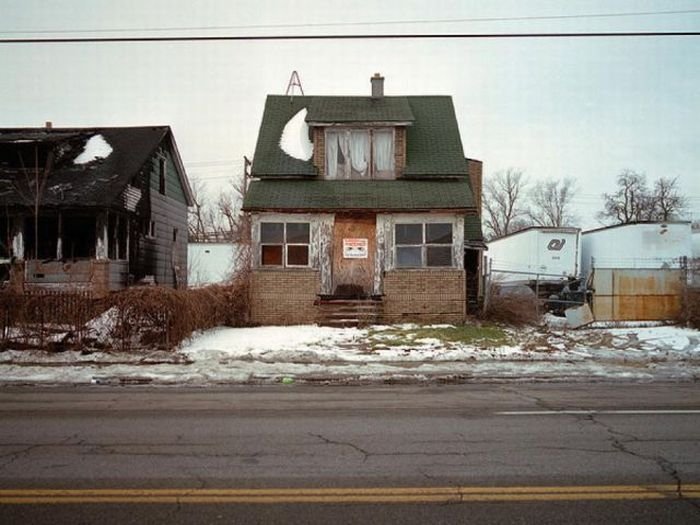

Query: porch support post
[
  {"left": 96, "top": 212, "right": 109, "bottom": 260},
  {"left": 56, "top": 212, "right": 63, "bottom": 260},
  {"left": 11, "top": 216, "right": 25, "bottom": 260}
]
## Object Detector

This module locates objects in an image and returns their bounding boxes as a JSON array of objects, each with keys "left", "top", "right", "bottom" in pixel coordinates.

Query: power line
[
  {"left": 1, "top": 32, "right": 699, "bottom": 45},
  {"left": 2, "top": 9, "right": 699, "bottom": 35}
]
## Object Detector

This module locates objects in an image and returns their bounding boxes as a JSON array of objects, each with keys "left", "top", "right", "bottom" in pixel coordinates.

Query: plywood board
[{"left": 332, "top": 213, "right": 376, "bottom": 296}]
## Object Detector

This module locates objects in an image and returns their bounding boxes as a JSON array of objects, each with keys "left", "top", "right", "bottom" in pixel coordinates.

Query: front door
[{"left": 332, "top": 213, "right": 375, "bottom": 297}]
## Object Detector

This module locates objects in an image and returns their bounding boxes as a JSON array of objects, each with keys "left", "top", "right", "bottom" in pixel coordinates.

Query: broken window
[
  {"left": 158, "top": 157, "right": 166, "bottom": 195},
  {"left": 23, "top": 216, "right": 58, "bottom": 260},
  {"left": 325, "top": 128, "right": 394, "bottom": 179},
  {"left": 395, "top": 222, "right": 453, "bottom": 268},
  {"left": 0, "top": 217, "right": 9, "bottom": 259},
  {"left": 107, "top": 214, "right": 128, "bottom": 260},
  {"left": 63, "top": 215, "right": 96, "bottom": 259},
  {"left": 260, "top": 222, "right": 310, "bottom": 267}
]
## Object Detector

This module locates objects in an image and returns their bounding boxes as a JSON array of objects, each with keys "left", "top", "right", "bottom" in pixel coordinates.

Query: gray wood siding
[
  {"left": 139, "top": 190, "right": 188, "bottom": 287},
  {"left": 133, "top": 143, "right": 189, "bottom": 288}
]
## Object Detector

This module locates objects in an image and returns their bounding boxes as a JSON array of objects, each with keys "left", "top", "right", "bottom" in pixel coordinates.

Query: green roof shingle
[
  {"left": 306, "top": 96, "right": 414, "bottom": 123},
  {"left": 251, "top": 94, "right": 469, "bottom": 178},
  {"left": 242, "top": 179, "right": 474, "bottom": 211}
]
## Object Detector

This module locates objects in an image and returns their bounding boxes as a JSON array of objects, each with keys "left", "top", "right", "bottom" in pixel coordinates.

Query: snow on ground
[
  {"left": 73, "top": 134, "right": 113, "bottom": 164},
  {"left": 1, "top": 322, "right": 698, "bottom": 386}
]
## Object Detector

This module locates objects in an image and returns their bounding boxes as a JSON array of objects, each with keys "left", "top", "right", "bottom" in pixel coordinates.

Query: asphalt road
[{"left": 0, "top": 383, "right": 699, "bottom": 523}]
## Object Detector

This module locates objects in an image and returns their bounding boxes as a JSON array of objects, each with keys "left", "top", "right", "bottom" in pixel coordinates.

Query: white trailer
[
  {"left": 486, "top": 227, "right": 581, "bottom": 282},
  {"left": 581, "top": 222, "right": 692, "bottom": 321},
  {"left": 581, "top": 222, "right": 692, "bottom": 279}
]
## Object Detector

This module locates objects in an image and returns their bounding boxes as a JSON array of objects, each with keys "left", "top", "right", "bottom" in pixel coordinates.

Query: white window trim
[
  {"left": 395, "top": 223, "right": 454, "bottom": 268},
  {"left": 260, "top": 221, "right": 311, "bottom": 268},
  {"left": 382, "top": 213, "right": 464, "bottom": 271}
]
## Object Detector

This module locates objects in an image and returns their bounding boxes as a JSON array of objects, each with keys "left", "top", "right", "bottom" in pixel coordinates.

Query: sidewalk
[{"left": 1, "top": 320, "right": 699, "bottom": 386}]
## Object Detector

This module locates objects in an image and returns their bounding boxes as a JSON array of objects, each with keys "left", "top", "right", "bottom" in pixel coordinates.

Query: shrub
[
  {"left": 679, "top": 287, "right": 700, "bottom": 329},
  {"left": 481, "top": 283, "right": 541, "bottom": 326}
]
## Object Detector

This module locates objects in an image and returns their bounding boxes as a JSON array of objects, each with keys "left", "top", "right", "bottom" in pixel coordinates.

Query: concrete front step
[{"left": 317, "top": 297, "right": 383, "bottom": 327}]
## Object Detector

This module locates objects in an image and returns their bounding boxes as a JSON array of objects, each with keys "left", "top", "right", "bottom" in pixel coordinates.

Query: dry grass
[
  {"left": 679, "top": 288, "right": 700, "bottom": 329},
  {"left": 481, "top": 284, "right": 541, "bottom": 326}
]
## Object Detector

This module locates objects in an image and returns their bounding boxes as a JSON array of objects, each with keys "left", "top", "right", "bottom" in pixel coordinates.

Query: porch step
[{"left": 316, "top": 297, "right": 383, "bottom": 327}]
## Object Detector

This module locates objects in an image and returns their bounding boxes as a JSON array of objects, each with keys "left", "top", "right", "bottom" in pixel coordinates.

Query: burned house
[
  {"left": 0, "top": 125, "right": 193, "bottom": 295},
  {"left": 242, "top": 74, "right": 484, "bottom": 325}
]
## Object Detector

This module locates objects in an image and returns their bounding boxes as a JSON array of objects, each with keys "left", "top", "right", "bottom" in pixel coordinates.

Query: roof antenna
[{"left": 285, "top": 71, "right": 304, "bottom": 98}]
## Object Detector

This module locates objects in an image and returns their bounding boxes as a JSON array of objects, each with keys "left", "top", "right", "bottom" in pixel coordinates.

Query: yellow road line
[{"left": 0, "top": 485, "right": 698, "bottom": 505}]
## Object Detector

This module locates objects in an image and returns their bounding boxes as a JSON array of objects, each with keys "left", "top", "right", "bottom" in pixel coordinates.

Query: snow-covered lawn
[{"left": 0, "top": 322, "right": 698, "bottom": 386}]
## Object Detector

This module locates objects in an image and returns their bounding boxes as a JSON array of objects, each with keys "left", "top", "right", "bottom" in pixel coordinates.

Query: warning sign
[{"left": 343, "top": 238, "right": 368, "bottom": 259}]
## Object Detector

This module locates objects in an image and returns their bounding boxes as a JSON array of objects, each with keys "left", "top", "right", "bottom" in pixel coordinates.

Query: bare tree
[
  {"left": 482, "top": 168, "right": 530, "bottom": 239},
  {"left": 598, "top": 170, "right": 653, "bottom": 224},
  {"left": 528, "top": 178, "right": 578, "bottom": 227},
  {"left": 652, "top": 176, "right": 687, "bottom": 221},
  {"left": 598, "top": 170, "right": 687, "bottom": 224}
]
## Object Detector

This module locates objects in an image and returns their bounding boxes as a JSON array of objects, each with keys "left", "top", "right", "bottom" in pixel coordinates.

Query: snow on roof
[
  {"left": 74, "top": 134, "right": 113, "bottom": 164},
  {"left": 279, "top": 108, "right": 313, "bottom": 161}
]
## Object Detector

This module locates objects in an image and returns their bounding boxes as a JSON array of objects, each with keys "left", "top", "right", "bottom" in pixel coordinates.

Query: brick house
[
  {"left": 242, "top": 75, "right": 484, "bottom": 325},
  {"left": 0, "top": 125, "right": 193, "bottom": 296}
]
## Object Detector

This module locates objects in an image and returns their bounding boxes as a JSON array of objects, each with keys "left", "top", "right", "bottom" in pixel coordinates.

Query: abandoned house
[
  {"left": 0, "top": 125, "right": 194, "bottom": 295},
  {"left": 242, "top": 74, "right": 485, "bottom": 325}
]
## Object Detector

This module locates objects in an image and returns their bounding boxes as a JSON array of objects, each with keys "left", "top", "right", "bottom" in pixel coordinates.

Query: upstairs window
[
  {"left": 158, "top": 157, "right": 166, "bottom": 194},
  {"left": 325, "top": 128, "right": 394, "bottom": 180},
  {"left": 395, "top": 223, "right": 453, "bottom": 268},
  {"left": 260, "top": 222, "right": 310, "bottom": 267}
]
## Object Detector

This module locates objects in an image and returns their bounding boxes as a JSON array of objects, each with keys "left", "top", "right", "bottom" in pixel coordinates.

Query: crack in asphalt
[
  {"left": 309, "top": 433, "right": 371, "bottom": 462},
  {"left": 585, "top": 414, "right": 700, "bottom": 515}
]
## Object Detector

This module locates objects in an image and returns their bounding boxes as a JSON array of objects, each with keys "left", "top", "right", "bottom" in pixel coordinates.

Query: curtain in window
[
  {"left": 326, "top": 131, "right": 339, "bottom": 179},
  {"left": 349, "top": 131, "right": 370, "bottom": 178},
  {"left": 373, "top": 130, "right": 393, "bottom": 171},
  {"left": 337, "top": 131, "right": 350, "bottom": 179}
]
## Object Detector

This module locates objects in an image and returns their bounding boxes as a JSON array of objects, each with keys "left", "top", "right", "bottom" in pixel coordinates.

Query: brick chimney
[
  {"left": 466, "top": 158, "right": 483, "bottom": 213},
  {"left": 371, "top": 73, "right": 384, "bottom": 98},
  {"left": 45, "top": 121, "right": 53, "bottom": 131}
]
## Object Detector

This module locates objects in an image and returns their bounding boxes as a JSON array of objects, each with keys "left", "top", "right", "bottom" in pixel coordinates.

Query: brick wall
[
  {"left": 313, "top": 128, "right": 325, "bottom": 176},
  {"left": 383, "top": 269, "right": 466, "bottom": 324},
  {"left": 251, "top": 269, "right": 320, "bottom": 325},
  {"left": 395, "top": 127, "right": 406, "bottom": 175},
  {"left": 466, "top": 158, "right": 483, "bottom": 211}
]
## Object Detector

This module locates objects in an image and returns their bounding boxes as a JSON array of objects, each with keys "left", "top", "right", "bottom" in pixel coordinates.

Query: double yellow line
[{"left": 1, "top": 485, "right": 699, "bottom": 504}]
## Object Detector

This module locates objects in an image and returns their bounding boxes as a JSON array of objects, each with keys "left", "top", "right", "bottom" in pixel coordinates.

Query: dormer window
[{"left": 325, "top": 128, "right": 394, "bottom": 180}]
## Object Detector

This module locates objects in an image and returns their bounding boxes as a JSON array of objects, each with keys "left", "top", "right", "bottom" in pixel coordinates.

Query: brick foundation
[
  {"left": 383, "top": 269, "right": 466, "bottom": 324},
  {"left": 250, "top": 269, "right": 320, "bottom": 325}
]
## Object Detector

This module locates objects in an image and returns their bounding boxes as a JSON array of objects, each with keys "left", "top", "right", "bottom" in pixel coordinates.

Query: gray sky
[{"left": 2, "top": 0, "right": 699, "bottom": 228}]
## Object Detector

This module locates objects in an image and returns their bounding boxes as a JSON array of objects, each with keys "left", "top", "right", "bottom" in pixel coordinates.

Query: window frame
[
  {"left": 260, "top": 221, "right": 311, "bottom": 268},
  {"left": 324, "top": 127, "right": 395, "bottom": 180},
  {"left": 394, "top": 222, "right": 454, "bottom": 269}
]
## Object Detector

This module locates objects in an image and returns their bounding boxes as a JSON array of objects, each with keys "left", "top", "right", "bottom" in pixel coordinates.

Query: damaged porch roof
[{"left": 0, "top": 126, "right": 193, "bottom": 208}]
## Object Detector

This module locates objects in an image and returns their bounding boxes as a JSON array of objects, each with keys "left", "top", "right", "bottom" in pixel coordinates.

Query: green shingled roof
[
  {"left": 251, "top": 96, "right": 317, "bottom": 177},
  {"left": 403, "top": 97, "right": 468, "bottom": 177},
  {"left": 306, "top": 96, "right": 414, "bottom": 123},
  {"left": 242, "top": 179, "right": 474, "bottom": 211},
  {"left": 251, "top": 94, "right": 468, "bottom": 178},
  {"left": 464, "top": 215, "right": 484, "bottom": 242}
]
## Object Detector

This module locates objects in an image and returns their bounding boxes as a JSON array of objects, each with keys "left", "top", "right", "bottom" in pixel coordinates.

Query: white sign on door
[{"left": 343, "top": 238, "right": 368, "bottom": 259}]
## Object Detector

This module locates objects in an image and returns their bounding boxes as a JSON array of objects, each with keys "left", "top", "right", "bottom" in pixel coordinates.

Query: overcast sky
[{"left": 1, "top": 0, "right": 699, "bottom": 228}]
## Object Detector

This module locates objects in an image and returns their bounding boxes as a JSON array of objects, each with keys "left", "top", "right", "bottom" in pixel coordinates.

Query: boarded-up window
[
  {"left": 260, "top": 222, "right": 310, "bottom": 267},
  {"left": 395, "top": 223, "right": 453, "bottom": 268}
]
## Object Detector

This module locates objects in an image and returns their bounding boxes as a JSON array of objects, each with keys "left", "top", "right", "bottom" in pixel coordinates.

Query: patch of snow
[
  {"left": 279, "top": 108, "right": 313, "bottom": 161},
  {"left": 1, "top": 324, "right": 699, "bottom": 386},
  {"left": 74, "top": 134, "right": 113, "bottom": 164}
]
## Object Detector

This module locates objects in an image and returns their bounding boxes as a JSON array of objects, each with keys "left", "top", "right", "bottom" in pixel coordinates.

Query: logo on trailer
[{"left": 547, "top": 239, "right": 566, "bottom": 251}]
